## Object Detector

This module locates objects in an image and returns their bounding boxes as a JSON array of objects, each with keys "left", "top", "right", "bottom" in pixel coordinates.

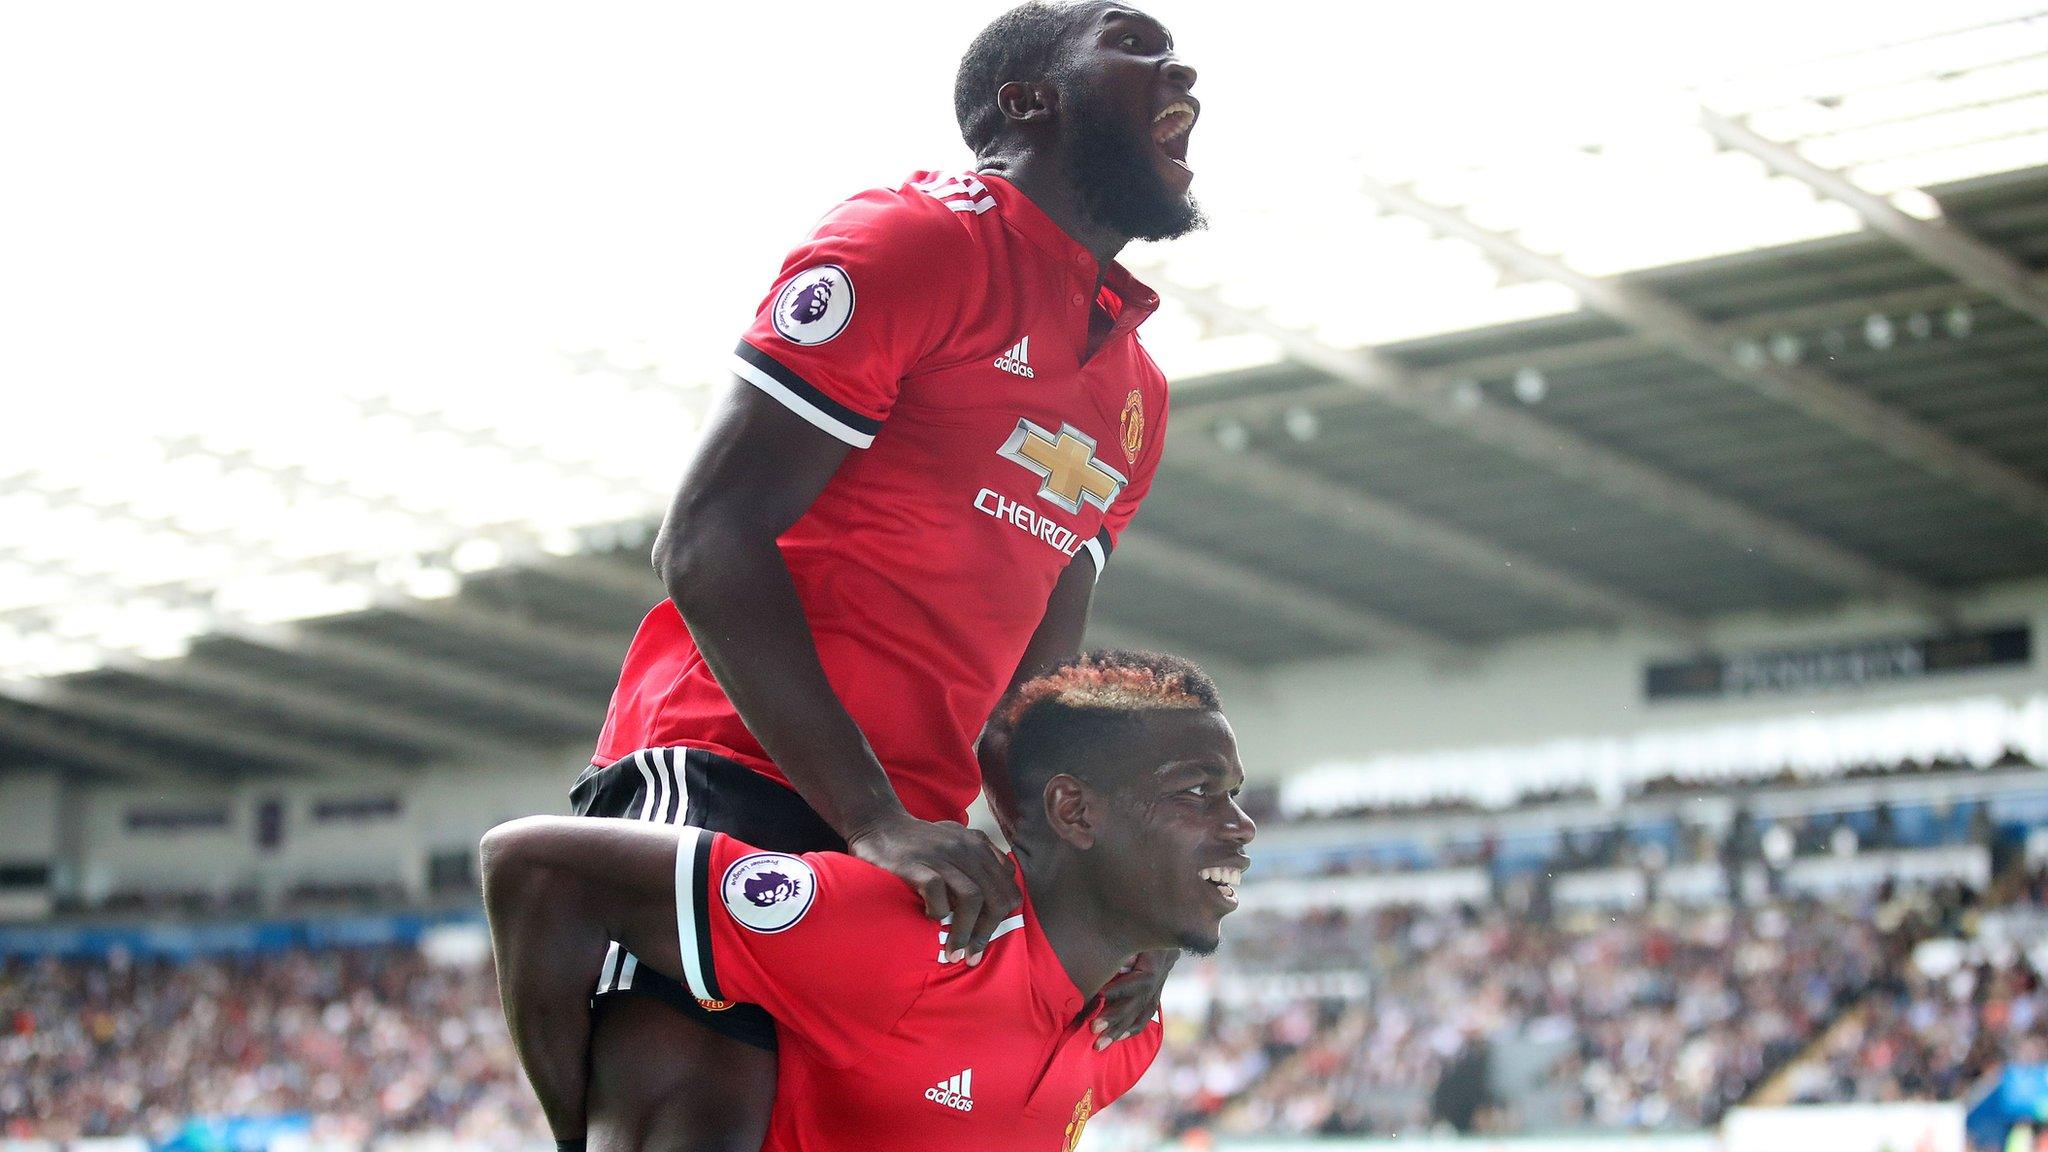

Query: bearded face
[{"left": 1060, "top": 74, "right": 1205, "bottom": 243}]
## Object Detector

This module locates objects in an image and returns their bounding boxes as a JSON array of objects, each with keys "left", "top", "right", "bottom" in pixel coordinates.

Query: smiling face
[
  {"left": 1079, "top": 709, "right": 1255, "bottom": 955},
  {"left": 1054, "top": 4, "right": 1205, "bottom": 241}
]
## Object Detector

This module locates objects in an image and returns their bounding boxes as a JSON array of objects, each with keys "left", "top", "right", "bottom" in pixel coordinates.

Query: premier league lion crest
[
  {"left": 720, "top": 852, "right": 818, "bottom": 933},
  {"left": 744, "top": 870, "right": 801, "bottom": 908},
  {"left": 770, "top": 264, "right": 855, "bottom": 346}
]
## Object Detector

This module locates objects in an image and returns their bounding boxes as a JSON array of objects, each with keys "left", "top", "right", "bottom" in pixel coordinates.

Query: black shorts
[{"left": 570, "top": 746, "right": 844, "bottom": 1051}]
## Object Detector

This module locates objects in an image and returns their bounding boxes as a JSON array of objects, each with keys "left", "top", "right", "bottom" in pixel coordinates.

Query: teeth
[
  {"left": 1151, "top": 101, "right": 1196, "bottom": 145},
  {"left": 1198, "top": 866, "right": 1244, "bottom": 886}
]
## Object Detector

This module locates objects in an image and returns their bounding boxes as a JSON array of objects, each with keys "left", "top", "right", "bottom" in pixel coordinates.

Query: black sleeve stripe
[
  {"left": 673, "top": 827, "right": 722, "bottom": 1003},
  {"left": 732, "top": 341, "right": 885, "bottom": 446},
  {"left": 1080, "top": 527, "right": 1113, "bottom": 579},
  {"left": 690, "top": 831, "right": 720, "bottom": 1002}
]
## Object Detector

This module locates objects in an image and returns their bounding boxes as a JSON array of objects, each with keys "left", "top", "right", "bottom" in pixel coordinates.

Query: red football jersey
[
  {"left": 671, "top": 827, "right": 1161, "bottom": 1151},
  {"left": 595, "top": 171, "right": 1170, "bottom": 824}
]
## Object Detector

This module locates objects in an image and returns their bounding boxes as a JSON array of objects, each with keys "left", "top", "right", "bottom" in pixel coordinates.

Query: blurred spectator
[{"left": 0, "top": 945, "right": 539, "bottom": 1147}]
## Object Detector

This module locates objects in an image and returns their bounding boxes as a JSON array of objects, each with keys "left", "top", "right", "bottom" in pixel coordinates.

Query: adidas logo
[
  {"left": 993, "top": 336, "right": 1035, "bottom": 378},
  {"left": 924, "top": 1068, "right": 975, "bottom": 1112}
]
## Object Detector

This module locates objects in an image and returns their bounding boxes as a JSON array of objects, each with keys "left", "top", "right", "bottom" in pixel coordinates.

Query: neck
[
  {"left": 1016, "top": 844, "right": 1151, "bottom": 1000},
  {"left": 977, "top": 148, "right": 1128, "bottom": 269}
]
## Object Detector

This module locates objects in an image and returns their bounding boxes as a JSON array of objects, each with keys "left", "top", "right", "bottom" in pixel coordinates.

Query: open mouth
[
  {"left": 1151, "top": 100, "right": 1196, "bottom": 168},
  {"left": 1198, "top": 864, "right": 1243, "bottom": 906}
]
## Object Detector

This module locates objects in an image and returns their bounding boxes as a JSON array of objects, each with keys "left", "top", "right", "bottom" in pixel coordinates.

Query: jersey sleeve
[
  {"left": 1081, "top": 383, "right": 1168, "bottom": 578},
  {"left": 731, "top": 189, "right": 974, "bottom": 448},
  {"left": 671, "top": 827, "right": 936, "bottom": 1061},
  {"left": 1098, "top": 1016, "right": 1165, "bottom": 1106}
]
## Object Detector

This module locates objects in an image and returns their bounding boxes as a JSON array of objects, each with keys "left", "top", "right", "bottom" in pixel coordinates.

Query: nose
[
  {"left": 1221, "top": 798, "right": 1256, "bottom": 846},
  {"left": 1163, "top": 58, "right": 1196, "bottom": 93}
]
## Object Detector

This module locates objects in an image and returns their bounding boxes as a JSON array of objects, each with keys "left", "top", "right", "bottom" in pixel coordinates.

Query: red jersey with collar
[
  {"left": 594, "top": 171, "right": 1170, "bottom": 825},
  {"left": 670, "top": 827, "right": 1161, "bottom": 1151}
]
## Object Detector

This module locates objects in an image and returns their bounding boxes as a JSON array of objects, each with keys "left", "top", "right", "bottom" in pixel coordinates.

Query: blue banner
[{"left": 0, "top": 909, "right": 483, "bottom": 959}]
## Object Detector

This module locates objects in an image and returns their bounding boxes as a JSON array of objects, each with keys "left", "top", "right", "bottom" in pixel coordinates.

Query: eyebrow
[
  {"left": 1099, "top": 9, "right": 1172, "bottom": 47},
  {"left": 1156, "top": 759, "right": 1242, "bottom": 787}
]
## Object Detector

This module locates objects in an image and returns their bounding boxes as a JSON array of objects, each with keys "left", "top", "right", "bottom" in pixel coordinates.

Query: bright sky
[{"left": 3, "top": 0, "right": 2043, "bottom": 677}]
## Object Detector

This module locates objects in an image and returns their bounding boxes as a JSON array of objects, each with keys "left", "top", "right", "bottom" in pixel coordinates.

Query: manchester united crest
[
  {"left": 1118, "top": 390, "right": 1144, "bottom": 466},
  {"left": 1062, "top": 1089, "right": 1094, "bottom": 1152}
]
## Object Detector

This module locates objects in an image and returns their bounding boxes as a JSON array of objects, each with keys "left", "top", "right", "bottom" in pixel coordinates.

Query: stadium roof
[{"left": 8, "top": 5, "right": 2048, "bottom": 781}]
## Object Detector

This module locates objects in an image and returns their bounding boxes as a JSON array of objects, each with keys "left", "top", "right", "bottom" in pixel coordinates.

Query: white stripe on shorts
[{"left": 604, "top": 748, "right": 692, "bottom": 994}]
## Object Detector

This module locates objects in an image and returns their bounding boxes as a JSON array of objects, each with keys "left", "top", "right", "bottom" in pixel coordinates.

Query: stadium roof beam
[
  {"left": 1698, "top": 109, "right": 2048, "bottom": 332},
  {"left": 1408, "top": 279, "right": 2005, "bottom": 398},
  {"left": 1190, "top": 452, "right": 1702, "bottom": 639},
  {"left": 537, "top": 553, "right": 665, "bottom": 607},
  {"left": 368, "top": 594, "right": 624, "bottom": 682},
  {"left": 0, "top": 681, "right": 398, "bottom": 780},
  {"left": 1080, "top": 616, "right": 1253, "bottom": 682},
  {"left": 1111, "top": 533, "right": 1465, "bottom": 658},
  {"left": 1358, "top": 175, "right": 2048, "bottom": 531},
  {"left": 0, "top": 706, "right": 211, "bottom": 783},
  {"left": 1158, "top": 281, "right": 1953, "bottom": 620},
  {"left": 1176, "top": 277, "right": 2004, "bottom": 423},
  {"left": 101, "top": 652, "right": 538, "bottom": 762},
  {"left": 214, "top": 619, "right": 597, "bottom": 730}
]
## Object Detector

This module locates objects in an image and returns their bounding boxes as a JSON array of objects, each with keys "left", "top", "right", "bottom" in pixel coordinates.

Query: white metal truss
[
  {"left": 1193, "top": 451, "right": 1701, "bottom": 638},
  {"left": 1360, "top": 175, "right": 2048, "bottom": 529},
  {"left": 1161, "top": 281, "right": 1953, "bottom": 620},
  {"left": 1, "top": 679, "right": 400, "bottom": 780},
  {"left": 100, "top": 652, "right": 541, "bottom": 762},
  {"left": 215, "top": 619, "right": 596, "bottom": 731},
  {"left": 0, "top": 704, "right": 212, "bottom": 782},
  {"left": 1700, "top": 108, "right": 2048, "bottom": 330},
  {"left": 1111, "top": 533, "right": 1465, "bottom": 658}
]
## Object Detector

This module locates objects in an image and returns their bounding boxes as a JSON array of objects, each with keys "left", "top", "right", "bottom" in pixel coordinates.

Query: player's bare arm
[
  {"left": 653, "top": 383, "right": 1021, "bottom": 961},
  {"left": 479, "top": 817, "right": 685, "bottom": 1142}
]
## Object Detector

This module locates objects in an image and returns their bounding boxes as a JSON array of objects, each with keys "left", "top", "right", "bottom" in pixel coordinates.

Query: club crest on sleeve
[
  {"left": 771, "top": 264, "right": 855, "bottom": 346},
  {"left": 720, "top": 852, "right": 818, "bottom": 933}
]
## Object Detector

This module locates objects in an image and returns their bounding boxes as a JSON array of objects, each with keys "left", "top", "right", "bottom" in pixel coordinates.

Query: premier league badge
[
  {"left": 720, "top": 852, "right": 818, "bottom": 933},
  {"left": 771, "top": 265, "right": 855, "bottom": 346}
]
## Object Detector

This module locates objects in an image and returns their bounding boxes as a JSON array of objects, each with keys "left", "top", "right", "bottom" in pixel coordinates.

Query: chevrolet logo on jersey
[{"left": 998, "top": 419, "right": 1127, "bottom": 515}]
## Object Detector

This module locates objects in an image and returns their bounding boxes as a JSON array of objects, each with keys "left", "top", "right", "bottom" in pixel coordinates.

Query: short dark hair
[
  {"left": 991, "top": 649, "right": 1223, "bottom": 827},
  {"left": 953, "top": 1, "right": 1096, "bottom": 156}
]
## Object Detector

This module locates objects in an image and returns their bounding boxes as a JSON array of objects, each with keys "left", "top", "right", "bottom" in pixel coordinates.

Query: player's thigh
[{"left": 586, "top": 993, "right": 778, "bottom": 1152}]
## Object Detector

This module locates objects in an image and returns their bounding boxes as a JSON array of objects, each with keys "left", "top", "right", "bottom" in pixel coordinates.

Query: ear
[
  {"left": 996, "top": 79, "right": 1058, "bottom": 126},
  {"left": 1042, "top": 773, "right": 1097, "bottom": 850}
]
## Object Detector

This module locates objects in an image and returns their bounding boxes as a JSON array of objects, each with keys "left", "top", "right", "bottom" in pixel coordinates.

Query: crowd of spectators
[
  {"left": 1115, "top": 880, "right": 1975, "bottom": 1141},
  {"left": 0, "top": 865, "right": 2032, "bottom": 1147},
  {"left": 0, "top": 944, "right": 540, "bottom": 1147},
  {"left": 1778, "top": 870, "right": 2048, "bottom": 1106}
]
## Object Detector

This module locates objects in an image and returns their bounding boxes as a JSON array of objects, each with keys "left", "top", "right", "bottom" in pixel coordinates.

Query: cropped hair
[
  {"left": 953, "top": 2, "right": 1093, "bottom": 156},
  {"left": 992, "top": 649, "right": 1222, "bottom": 826}
]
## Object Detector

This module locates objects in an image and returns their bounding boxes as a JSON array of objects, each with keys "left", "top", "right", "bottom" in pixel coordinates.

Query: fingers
[
  {"left": 869, "top": 820, "right": 1022, "bottom": 965},
  {"left": 942, "top": 874, "right": 982, "bottom": 964},
  {"left": 950, "top": 832, "right": 1018, "bottom": 965},
  {"left": 1091, "top": 967, "right": 1165, "bottom": 1048},
  {"left": 910, "top": 867, "right": 952, "bottom": 923}
]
